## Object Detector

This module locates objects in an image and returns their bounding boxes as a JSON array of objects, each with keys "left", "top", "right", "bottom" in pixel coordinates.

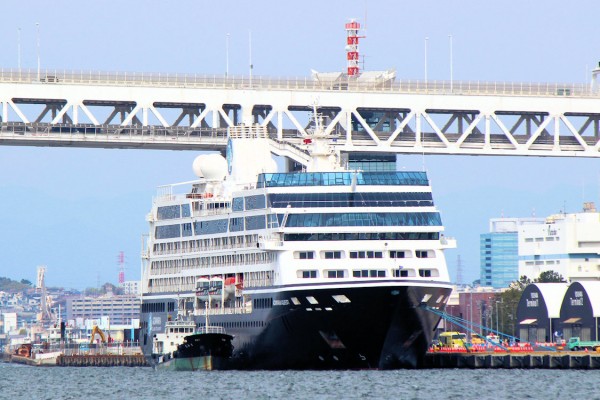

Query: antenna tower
[
  {"left": 345, "top": 19, "right": 362, "bottom": 77},
  {"left": 118, "top": 251, "right": 125, "bottom": 284}
]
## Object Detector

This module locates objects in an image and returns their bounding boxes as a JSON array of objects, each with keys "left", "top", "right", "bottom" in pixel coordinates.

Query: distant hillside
[{"left": 0, "top": 277, "right": 32, "bottom": 293}]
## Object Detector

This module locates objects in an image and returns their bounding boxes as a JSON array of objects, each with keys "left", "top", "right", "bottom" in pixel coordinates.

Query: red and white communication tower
[
  {"left": 117, "top": 251, "right": 125, "bottom": 284},
  {"left": 345, "top": 19, "right": 362, "bottom": 77}
]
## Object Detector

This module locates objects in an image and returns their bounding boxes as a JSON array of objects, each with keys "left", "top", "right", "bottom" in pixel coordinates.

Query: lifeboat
[
  {"left": 223, "top": 277, "right": 242, "bottom": 300},
  {"left": 195, "top": 277, "right": 210, "bottom": 301}
]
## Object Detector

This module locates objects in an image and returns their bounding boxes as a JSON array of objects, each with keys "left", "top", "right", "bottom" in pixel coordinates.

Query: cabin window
[
  {"left": 323, "top": 251, "right": 342, "bottom": 259},
  {"left": 295, "top": 251, "right": 315, "bottom": 260},
  {"left": 298, "top": 270, "right": 317, "bottom": 278},
  {"left": 349, "top": 251, "right": 383, "bottom": 259},
  {"left": 326, "top": 270, "right": 345, "bottom": 278}
]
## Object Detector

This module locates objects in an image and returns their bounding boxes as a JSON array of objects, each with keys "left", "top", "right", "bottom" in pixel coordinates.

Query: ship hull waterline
[{"left": 143, "top": 282, "right": 451, "bottom": 370}]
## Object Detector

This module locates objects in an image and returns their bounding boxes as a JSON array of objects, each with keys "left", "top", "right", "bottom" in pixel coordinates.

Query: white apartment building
[{"left": 519, "top": 202, "right": 600, "bottom": 282}]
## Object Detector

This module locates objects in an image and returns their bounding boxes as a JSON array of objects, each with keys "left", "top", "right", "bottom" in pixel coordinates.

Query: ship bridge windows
[
  {"left": 157, "top": 205, "right": 181, "bottom": 220},
  {"left": 155, "top": 224, "right": 181, "bottom": 239},
  {"left": 232, "top": 197, "right": 244, "bottom": 212},
  {"left": 229, "top": 217, "right": 244, "bottom": 232},
  {"left": 182, "top": 223, "right": 193, "bottom": 237},
  {"left": 268, "top": 192, "right": 434, "bottom": 208},
  {"left": 245, "top": 215, "right": 266, "bottom": 230},
  {"left": 284, "top": 212, "right": 442, "bottom": 228},
  {"left": 194, "top": 219, "right": 228, "bottom": 235},
  {"left": 257, "top": 172, "right": 429, "bottom": 188},
  {"left": 245, "top": 195, "right": 266, "bottom": 210},
  {"left": 352, "top": 270, "right": 386, "bottom": 278},
  {"left": 349, "top": 251, "right": 383, "bottom": 259}
]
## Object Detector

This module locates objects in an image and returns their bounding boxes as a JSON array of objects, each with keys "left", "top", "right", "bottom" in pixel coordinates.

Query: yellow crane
[{"left": 90, "top": 325, "right": 107, "bottom": 344}]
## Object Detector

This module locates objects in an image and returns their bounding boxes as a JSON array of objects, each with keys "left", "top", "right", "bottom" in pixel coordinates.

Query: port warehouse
[{"left": 515, "top": 281, "right": 600, "bottom": 343}]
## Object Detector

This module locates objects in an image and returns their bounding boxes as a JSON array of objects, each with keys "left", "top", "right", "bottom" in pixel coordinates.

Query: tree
[
  {"left": 534, "top": 270, "right": 566, "bottom": 283},
  {"left": 20, "top": 279, "right": 32, "bottom": 286}
]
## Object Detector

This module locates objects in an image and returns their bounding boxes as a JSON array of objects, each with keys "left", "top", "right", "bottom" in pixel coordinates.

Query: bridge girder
[{"left": 1, "top": 69, "right": 600, "bottom": 158}]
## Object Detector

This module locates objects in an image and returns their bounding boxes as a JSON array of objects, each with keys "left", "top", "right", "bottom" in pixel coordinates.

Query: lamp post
[
  {"left": 248, "top": 30, "right": 253, "bottom": 86},
  {"left": 17, "top": 28, "right": 21, "bottom": 73},
  {"left": 36, "top": 22, "right": 41, "bottom": 81},
  {"left": 495, "top": 301, "right": 500, "bottom": 333},
  {"left": 424, "top": 37, "right": 428, "bottom": 87},
  {"left": 226, "top": 33, "right": 230, "bottom": 78},
  {"left": 448, "top": 34, "right": 453, "bottom": 92}
]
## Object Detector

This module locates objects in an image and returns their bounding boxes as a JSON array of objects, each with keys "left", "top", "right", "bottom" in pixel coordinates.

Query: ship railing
[
  {"left": 151, "top": 241, "right": 260, "bottom": 256},
  {"left": 440, "top": 235, "right": 457, "bottom": 249},
  {"left": 198, "top": 326, "right": 226, "bottom": 334},
  {"left": 193, "top": 304, "right": 252, "bottom": 317},
  {"left": 12, "top": 341, "right": 144, "bottom": 357},
  {"left": 258, "top": 234, "right": 284, "bottom": 249}
]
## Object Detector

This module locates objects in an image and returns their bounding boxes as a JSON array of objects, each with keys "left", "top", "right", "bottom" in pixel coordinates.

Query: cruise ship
[{"left": 139, "top": 112, "right": 455, "bottom": 369}]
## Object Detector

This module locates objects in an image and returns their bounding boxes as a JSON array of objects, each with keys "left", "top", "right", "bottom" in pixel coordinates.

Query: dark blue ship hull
[{"left": 141, "top": 282, "right": 450, "bottom": 369}]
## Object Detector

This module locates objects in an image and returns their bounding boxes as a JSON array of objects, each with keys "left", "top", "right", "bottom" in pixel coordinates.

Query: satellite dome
[{"left": 192, "top": 154, "right": 227, "bottom": 180}]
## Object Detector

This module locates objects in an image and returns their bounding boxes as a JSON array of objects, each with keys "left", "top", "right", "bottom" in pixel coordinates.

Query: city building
[
  {"left": 65, "top": 294, "right": 139, "bottom": 326},
  {"left": 120, "top": 280, "right": 141, "bottom": 296},
  {"left": 444, "top": 286, "right": 502, "bottom": 338},
  {"left": 519, "top": 203, "right": 600, "bottom": 282},
  {"left": 480, "top": 217, "right": 543, "bottom": 288}
]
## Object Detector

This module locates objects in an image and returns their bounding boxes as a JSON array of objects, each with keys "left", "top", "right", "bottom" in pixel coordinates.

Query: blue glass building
[
  {"left": 480, "top": 218, "right": 543, "bottom": 288},
  {"left": 480, "top": 231, "right": 519, "bottom": 288}
]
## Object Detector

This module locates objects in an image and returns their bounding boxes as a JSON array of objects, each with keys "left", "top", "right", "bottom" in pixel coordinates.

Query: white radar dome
[{"left": 192, "top": 154, "right": 227, "bottom": 181}]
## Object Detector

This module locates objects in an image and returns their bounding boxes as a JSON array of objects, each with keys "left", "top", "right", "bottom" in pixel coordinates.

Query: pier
[
  {"left": 56, "top": 354, "right": 147, "bottom": 367},
  {"left": 424, "top": 351, "right": 600, "bottom": 369}
]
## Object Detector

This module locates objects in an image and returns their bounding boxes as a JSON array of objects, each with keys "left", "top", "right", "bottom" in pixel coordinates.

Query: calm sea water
[{"left": 2, "top": 363, "right": 600, "bottom": 400}]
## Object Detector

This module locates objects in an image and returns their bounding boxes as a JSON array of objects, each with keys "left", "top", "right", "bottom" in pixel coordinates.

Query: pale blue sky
[{"left": 0, "top": 0, "right": 599, "bottom": 288}]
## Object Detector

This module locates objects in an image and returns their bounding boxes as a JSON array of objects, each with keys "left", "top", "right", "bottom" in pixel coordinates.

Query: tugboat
[{"left": 154, "top": 291, "right": 234, "bottom": 371}]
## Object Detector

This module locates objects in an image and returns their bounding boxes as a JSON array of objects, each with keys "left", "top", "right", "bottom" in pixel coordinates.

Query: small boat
[
  {"left": 155, "top": 325, "right": 233, "bottom": 371},
  {"left": 153, "top": 297, "right": 234, "bottom": 371}
]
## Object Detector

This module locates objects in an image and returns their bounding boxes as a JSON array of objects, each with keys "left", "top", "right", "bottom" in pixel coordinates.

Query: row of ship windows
[
  {"left": 524, "top": 260, "right": 560, "bottom": 266},
  {"left": 298, "top": 268, "right": 439, "bottom": 279},
  {"left": 146, "top": 270, "right": 275, "bottom": 294},
  {"left": 158, "top": 192, "right": 435, "bottom": 222},
  {"left": 524, "top": 237, "right": 560, "bottom": 242},
  {"left": 153, "top": 234, "right": 259, "bottom": 255},
  {"left": 141, "top": 302, "right": 176, "bottom": 313},
  {"left": 257, "top": 172, "right": 429, "bottom": 188},
  {"left": 295, "top": 250, "right": 435, "bottom": 259},
  {"left": 149, "top": 252, "right": 274, "bottom": 276},
  {"left": 283, "top": 232, "right": 440, "bottom": 241},
  {"left": 155, "top": 213, "right": 442, "bottom": 239}
]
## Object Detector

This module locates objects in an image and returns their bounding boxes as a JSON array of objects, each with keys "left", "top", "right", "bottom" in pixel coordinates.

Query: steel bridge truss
[{"left": 1, "top": 71, "right": 600, "bottom": 159}]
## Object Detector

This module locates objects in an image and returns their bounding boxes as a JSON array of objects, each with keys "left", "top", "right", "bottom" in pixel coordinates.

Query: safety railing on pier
[{"left": 0, "top": 68, "right": 597, "bottom": 98}]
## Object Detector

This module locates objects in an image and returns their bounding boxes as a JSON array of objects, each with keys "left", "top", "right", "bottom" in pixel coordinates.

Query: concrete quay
[{"left": 424, "top": 351, "right": 600, "bottom": 369}]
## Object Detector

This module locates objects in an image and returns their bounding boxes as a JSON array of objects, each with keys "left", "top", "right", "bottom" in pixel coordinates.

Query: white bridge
[{"left": 1, "top": 68, "right": 600, "bottom": 163}]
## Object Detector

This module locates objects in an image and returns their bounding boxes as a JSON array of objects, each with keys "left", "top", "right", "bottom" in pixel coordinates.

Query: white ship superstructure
[{"left": 140, "top": 114, "right": 455, "bottom": 369}]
